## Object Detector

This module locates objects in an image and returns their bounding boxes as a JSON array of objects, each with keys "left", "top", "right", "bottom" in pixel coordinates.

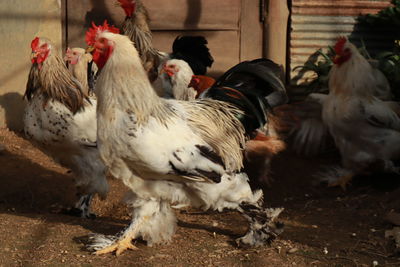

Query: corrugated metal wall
[{"left": 290, "top": 0, "right": 392, "bottom": 85}]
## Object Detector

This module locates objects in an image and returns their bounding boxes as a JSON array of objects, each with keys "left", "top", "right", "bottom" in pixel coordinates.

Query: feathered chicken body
[
  {"left": 118, "top": 0, "right": 160, "bottom": 80},
  {"left": 203, "top": 58, "right": 288, "bottom": 136},
  {"left": 86, "top": 30, "right": 283, "bottom": 255},
  {"left": 323, "top": 37, "right": 400, "bottom": 176},
  {"left": 64, "top": 47, "right": 98, "bottom": 95},
  {"left": 24, "top": 37, "right": 108, "bottom": 217},
  {"left": 162, "top": 58, "right": 288, "bottom": 184},
  {"left": 291, "top": 37, "right": 400, "bottom": 187}
]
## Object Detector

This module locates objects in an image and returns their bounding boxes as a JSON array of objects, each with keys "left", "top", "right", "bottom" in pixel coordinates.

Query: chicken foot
[
  {"left": 328, "top": 173, "right": 354, "bottom": 191},
  {"left": 63, "top": 194, "right": 96, "bottom": 219},
  {"left": 236, "top": 203, "right": 284, "bottom": 246},
  {"left": 87, "top": 217, "right": 147, "bottom": 256}
]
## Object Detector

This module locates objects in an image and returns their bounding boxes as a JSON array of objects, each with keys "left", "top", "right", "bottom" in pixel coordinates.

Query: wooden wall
[{"left": 66, "top": 0, "right": 264, "bottom": 76}]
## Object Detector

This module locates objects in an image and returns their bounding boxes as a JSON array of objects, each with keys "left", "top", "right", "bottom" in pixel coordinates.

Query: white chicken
[
  {"left": 293, "top": 37, "right": 400, "bottom": 188},
  {"left": 160, "top": 59, "right": 197, "bottom": 100},
  {"left": 64, "top": 47, "right": 98, "bottom": 95},
  {"left": 85, "top": 28, "right": 283, "bottom": 255},
  {"left": 24, "top": 37, "right": 108, "bottom": 218}
]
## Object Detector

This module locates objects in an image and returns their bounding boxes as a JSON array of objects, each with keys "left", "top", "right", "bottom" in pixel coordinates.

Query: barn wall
[
  {"left": 0, "top": 0, "right": 63, "bottom": 130},
  {"left": 66, "top": 0, "right": 263, "bottom": 77}
]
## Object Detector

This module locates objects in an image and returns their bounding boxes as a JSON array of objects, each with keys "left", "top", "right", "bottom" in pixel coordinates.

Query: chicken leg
[
  {"left": 236, "top": 203, "right": 284, "bottom": 246},
  {"left": 88, "top": 216, "right": 147, "bottom": 256}
]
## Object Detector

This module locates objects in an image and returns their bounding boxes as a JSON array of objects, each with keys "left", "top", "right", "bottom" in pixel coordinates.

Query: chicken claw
[
  {"left": 328, "top": 173, "right": 353, "bottom": 190},
  {"left": 94, "top": 237, "right": 138, "bottom": 256}
]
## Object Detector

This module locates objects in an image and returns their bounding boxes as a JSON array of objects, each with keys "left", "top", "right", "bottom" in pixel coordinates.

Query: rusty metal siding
[{"left": 290, "top": 0, "right": 392, "bottom": 84}]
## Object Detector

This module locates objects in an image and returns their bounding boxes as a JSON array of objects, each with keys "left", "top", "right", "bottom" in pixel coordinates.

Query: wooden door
[{"left": 65, "top": 0, "right": 264, "bottom": 76}]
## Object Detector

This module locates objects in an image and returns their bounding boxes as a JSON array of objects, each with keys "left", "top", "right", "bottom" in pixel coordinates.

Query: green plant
[
  {"left": 375, "top": 40, "right": 400, "bottom": 99},
  {"left": 358, "top": 0, "right": 400, "bottom": 27},
  {"left": 293, "top": 47, "right": 334, "bottom": 94}
]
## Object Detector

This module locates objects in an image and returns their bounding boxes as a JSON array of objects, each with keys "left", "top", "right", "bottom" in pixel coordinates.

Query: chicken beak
[
  {"left": 86, "top": 46, "right": 95, "bottom": 53},
  {"left": 333, "top": 54, "right": 340, "bottom": 63},
  {"left": 31, "top": 51, "right": 38, "bottom": 60}
]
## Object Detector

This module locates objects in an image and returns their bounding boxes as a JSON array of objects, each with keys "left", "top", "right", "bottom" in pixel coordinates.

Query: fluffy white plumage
[
  {"left": 160, "top": 59, "right": 197, "bottom": 100},
  {"left": 87, "top": 32, "right": 283, "bottom": 255},
  {"left": 24, "top": 37, "right": 108, "bottom": 217},
  {"left": 292, "top": 37, "right": 400, "bottom": 187}
]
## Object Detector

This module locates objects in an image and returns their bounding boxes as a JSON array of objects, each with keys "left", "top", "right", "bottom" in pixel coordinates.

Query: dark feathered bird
[
  {"left": 172, "top": 35, "right": 214, "bottom": 75},
  {"left": 204, "top": 58, "right": 288, "bottom": 135}
]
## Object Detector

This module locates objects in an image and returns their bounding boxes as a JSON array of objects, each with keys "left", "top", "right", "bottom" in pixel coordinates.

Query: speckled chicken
[{"left": 23, "top": 37, "right": 108, "bottom": 217}]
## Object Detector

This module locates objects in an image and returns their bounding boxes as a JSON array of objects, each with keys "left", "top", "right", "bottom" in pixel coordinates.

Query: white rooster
[
  {"left": 85, "top": 27, "right": 283, "bottom": 255},
  {"left": 23, "top": 37, "right": 108, "bottom": 218},
  {"left": 293, "top": 37, "right": 400, "bottom": 188}
]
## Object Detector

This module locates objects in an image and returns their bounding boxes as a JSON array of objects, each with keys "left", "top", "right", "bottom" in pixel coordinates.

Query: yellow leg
[
  {"left": 328, "top": 173, "right": 353, "bottom": 191},
  {"left": 95, "top": 236, "right": 138, "bottom": 256},
  {"left": 95, "top": 216, "right": 148, "bottom": 256}
]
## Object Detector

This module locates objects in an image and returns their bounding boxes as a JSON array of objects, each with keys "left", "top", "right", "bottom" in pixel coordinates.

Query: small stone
[
  {"left": 372, "top": 260, "right": 378, "bottom": 266},
  {"left": 323, "top": 247, "right": 328, "bottom": 255},
  {"left": 288, "top": 248, "right": 298, "bottom": 254},
  {"left": 351, "top": 233, "right": 357, "bottom": 237},
  {"left": 311, "top": 225, "right": 318, "bottom": 229}
]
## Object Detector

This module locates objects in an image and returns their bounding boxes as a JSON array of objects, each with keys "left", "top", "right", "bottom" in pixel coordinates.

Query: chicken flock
[{"left": 21, "top": 0, "right": 400, "bottom": 256}]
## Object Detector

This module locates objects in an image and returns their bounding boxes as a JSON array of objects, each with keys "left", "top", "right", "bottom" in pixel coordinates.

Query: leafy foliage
[
  {"left": 293, "top": 47, "right": 334, "bottom": 94},
  {"left": 375, "top": 41, "right": 400, "bottom": 99},
  {"left": 358, "top": 0, "right": 400, "bottom": 27}
]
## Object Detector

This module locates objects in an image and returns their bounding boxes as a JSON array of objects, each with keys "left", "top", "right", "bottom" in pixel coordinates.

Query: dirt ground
[{"left": 0, "top": 127, "right": 400, "bottom": 267}]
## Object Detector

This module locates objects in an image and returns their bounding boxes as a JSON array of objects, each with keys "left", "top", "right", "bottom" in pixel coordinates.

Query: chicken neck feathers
[{"left": 25, "top": 47, "right": 89, "bottom": 114}]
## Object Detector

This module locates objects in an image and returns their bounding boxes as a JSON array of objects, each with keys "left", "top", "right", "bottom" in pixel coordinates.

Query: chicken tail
[{"left": 203, "top": 58, "right": 288, "bottom": 135}]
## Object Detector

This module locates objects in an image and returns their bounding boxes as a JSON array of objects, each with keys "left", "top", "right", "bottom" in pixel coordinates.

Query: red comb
[
  {"left": 334, "top": 36, "right": 347, "bottom": 55},
  {"left": 31, "top": 37, "right": 40, "bottom": 50},
  {"left": 117, "top": 0, "right": 136, "bottom": 17},
  {"left": 85, "top": 20, "right": 120, "bottom": 46}
]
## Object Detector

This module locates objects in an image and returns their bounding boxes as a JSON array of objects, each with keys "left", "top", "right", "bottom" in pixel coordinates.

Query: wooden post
[{"left": 264, "top": 0, "right": 289, "bottom": 74}]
